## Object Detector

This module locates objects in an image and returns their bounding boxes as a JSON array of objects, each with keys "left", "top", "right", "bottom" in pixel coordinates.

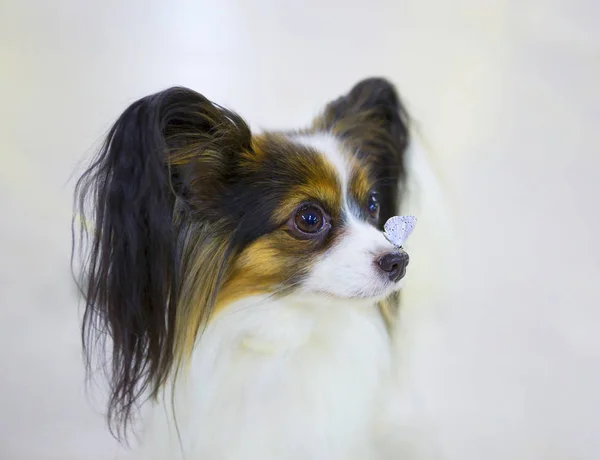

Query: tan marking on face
[
  {"left": 274, "top": 182, "right": 341, "bottom": 223},
  {"left": 214, "top": 230, "right": 316, "bottom": 311},
  {"left": 348, "top": 157, "right": 373, "bottom": 205}
]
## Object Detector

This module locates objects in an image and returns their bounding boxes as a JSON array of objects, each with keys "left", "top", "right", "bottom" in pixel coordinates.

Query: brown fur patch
[
  {"left": 215, "top": 231, "right": 301, "bottom": 310},
  {"left": 348, "top": 157, "right": 374, "bottom": 206}
]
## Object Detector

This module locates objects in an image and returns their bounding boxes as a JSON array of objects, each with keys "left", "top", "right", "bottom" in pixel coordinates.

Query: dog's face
[
  {"left": 75, "top": 77, "right": 409, "bottom": 437},
  {"left": 217, "top": 131, "right": 408, "bottom": 308},
  {"left": 170, "top": 79, "right": 410, "bottom": 311}
]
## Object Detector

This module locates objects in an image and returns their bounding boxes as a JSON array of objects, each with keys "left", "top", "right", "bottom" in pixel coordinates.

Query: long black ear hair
[
  {"left": 313, "top": 77, "right": 410, "bottom": 226},
  {"left": 72, "top": 87, "right": 251, "bottom": 440}
]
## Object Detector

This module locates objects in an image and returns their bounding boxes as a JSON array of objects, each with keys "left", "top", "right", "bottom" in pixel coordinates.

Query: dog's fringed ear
[
  {"left": 313, "top": 77, "right": 410, "bottom": 227},
  {"left": 73, "top": 87, "right": 251, "bottom": 440}
]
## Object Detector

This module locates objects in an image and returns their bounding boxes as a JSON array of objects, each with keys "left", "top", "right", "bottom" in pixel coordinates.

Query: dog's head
[{"left": 74, "top": 78, "right": 410, "bottom": 437}]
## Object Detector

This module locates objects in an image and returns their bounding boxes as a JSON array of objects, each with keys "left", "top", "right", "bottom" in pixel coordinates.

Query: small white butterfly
[{"left": 383, "top": 215, "right": 417, "bottom": 248}]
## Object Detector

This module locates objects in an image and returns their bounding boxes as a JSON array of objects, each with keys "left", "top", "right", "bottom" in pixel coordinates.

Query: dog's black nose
[{"left": 377, "top": 252, "right": 409, "bottom": 282}]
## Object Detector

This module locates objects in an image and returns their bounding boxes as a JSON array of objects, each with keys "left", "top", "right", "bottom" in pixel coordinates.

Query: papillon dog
[{"left": 74, "top": 77, "right": 413, "bottom": 459}]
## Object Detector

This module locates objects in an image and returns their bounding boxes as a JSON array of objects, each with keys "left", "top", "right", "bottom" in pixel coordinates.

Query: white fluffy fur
[
  {"left": 142, "top": 296, "right": 393, "bottom": 459},
  {"left": 135, "top": 133, "right": 422, "bottom": 459}
]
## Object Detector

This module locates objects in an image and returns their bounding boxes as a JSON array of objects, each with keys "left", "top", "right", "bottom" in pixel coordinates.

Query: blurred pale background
[{"left": 1, "top": 0, "right": 599, "bottom": 459}]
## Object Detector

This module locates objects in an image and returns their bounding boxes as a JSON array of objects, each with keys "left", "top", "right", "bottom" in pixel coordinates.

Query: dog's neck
[{"left": 203, "top": 293, "right": 390, "bottom": 355}]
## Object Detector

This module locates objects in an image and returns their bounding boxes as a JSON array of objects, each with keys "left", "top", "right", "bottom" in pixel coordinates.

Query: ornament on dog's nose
[{"left": 383, "top": 215, "right": 417, "bottom": 248}]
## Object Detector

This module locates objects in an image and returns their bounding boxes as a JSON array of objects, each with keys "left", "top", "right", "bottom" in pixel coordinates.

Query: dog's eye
[
  {"left": 288, "top": 203, "right": 330, "bottom": 239},
  {"left": 295, "top": 205, "right": 325, "bottom": 233},
  {"left": 367, "top": 192, "right": 380, "bottom": 219}
]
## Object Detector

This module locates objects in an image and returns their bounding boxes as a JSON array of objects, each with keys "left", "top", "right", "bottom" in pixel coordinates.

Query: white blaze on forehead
[{"left": 289, "top": 133, "right": 353, "bottom": 210}]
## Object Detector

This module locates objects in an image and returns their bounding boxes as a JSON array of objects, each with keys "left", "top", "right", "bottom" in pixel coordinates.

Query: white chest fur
[{"left": 140, "top": 295, "right": 394, "bottom": 460}]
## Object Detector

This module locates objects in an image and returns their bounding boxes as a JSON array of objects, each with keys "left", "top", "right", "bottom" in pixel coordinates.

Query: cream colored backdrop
[{"left": 1, "top": 1, "right": 599, "bottom": 459}]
